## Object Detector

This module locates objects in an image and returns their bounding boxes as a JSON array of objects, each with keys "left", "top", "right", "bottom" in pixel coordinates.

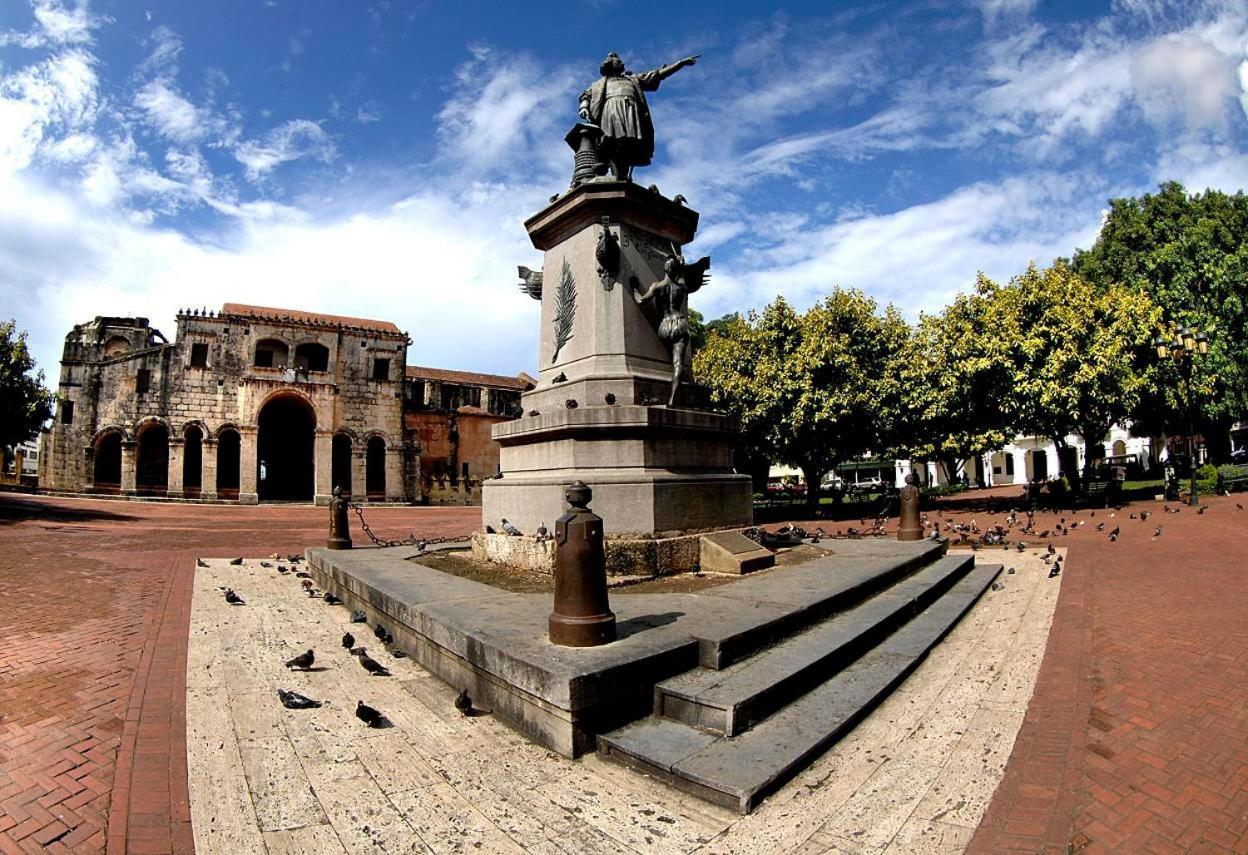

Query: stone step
[
  {"left": 599, "top": 561, "right": 1002, "bottom": 813},
  {"left": 655, "top": 553, "right": 975, "bottom": 736},
  {"left": 691, "top": 539, "right": 946, "bottom": 669}
]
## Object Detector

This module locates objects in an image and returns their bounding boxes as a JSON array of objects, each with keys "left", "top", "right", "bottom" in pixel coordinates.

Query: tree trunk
[{"left": 801, "top": 464, "right": 824, "bottom": 510}]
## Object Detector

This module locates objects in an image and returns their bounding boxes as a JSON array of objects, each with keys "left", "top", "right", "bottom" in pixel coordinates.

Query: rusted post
[
  {"left": 897, "top": 472, "right": 923, "bottom": 541},
  {"left": 549, "top": 481, "right": 616, "bottom": 647},
  {"left": 327, "top": 485, "right": 352, "bottom": 550}
]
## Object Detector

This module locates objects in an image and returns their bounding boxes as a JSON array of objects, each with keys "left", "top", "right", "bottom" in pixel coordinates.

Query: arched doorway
[
  {"left": 332, "top": 434, "right": 352, "bottom": 496},
  {"left": 257, "top": 395, "right": 315, "bottom": 501},
  {"left": 217, "top": 429, "right": 240, "bottom": 499},
  {"left": 94, "top": 432, "right": 122, "bottom": 493},
  {"left": 136, "top": 422, "right": 169, "bottom": 495},
  {"left": 1029, "top": 449, "right": 1049, "bottom": 481},
  {"left": 183, "top": 426, "right": 203, "bottom": 496},
  {"left": 366, "top": 436, "right": 386, "bottom": 499}
]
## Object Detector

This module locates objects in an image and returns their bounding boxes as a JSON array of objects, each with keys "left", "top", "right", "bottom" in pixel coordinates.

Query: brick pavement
[
  {"left": 968, "top": 493, "right": 1248, "bottom": 854},
  {"left": 4, "top": 489, "right": 1248, "bottom": 854},
  {"left": 0, "top": 495, "right": 477, "bottom": 855}
]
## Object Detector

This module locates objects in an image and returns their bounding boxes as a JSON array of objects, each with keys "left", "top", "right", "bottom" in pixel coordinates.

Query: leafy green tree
[
  {"left": 0, "top": 320, "right": 54, "bottom": 452},
  {"left": 892, "top": 276, "right": 1014, "bottom": 484},
  {"left": 695, "top": 291, "right": 908, "bottom": 505},
  {"left": 996, "top": 263, "right": 1159, "bottom": 481},
  {"left": 1073, "top": 182, "right": 1248, "bottom": 459}
]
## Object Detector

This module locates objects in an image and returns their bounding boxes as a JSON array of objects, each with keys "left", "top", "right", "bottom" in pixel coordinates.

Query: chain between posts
[{"left": 349, "top": 503, "right": 471, "bottom": 549}]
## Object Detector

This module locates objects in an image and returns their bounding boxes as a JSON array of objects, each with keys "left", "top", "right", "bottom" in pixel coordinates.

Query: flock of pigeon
[{"left": 205, "top": 553, "right": 476, "bottom": 731}]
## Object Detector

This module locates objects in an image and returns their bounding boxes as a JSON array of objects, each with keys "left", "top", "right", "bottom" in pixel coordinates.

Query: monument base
[{"left": 483, "top": 404, "right": 752, "bottom": 537}]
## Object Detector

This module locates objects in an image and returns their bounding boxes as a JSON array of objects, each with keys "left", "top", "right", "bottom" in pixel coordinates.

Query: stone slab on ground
[
  {"left": 699, "top": 531, "right": 775, "bottom": 575},
  {"left": 187, "top": 547, "right": 1062, "bottom": 853}
]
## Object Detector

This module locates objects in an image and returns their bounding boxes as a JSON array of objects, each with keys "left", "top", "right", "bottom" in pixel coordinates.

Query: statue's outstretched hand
[
  {"left": 683, "top": 55, "right": 701, "bottom": 67},
  {"left": 578, "top": 106, "right": 589, "bottom": 121}
]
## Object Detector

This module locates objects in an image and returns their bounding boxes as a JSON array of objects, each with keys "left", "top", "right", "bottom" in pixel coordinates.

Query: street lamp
[{"left": 1151, "top": 327, "right": 1210, "bottom": 506}]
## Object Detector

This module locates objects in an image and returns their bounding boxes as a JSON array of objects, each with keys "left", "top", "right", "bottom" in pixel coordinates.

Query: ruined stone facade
[
  {"left": 404, "top": 366, "right": 535, "bottom": 505},
  {"left": 42, "top": 305, "right": 411, "bottom": 504}
]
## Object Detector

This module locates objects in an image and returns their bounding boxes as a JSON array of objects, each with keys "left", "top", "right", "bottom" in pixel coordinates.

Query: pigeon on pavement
[
  {"left": 277, "top": 689, "right": 321, "bottom": 709},
  {"left": 355, "top": 701, "right": 383, "bottom": 727},
  {"left": 455, "top": 689, "right": 472, "bottom": 716},
  {"left": 224, "top": 588, "right": 245, "bottom": 605},
  {"left": 284, "top": 649, "right": 315, "bottom": 670},
  {"left": 342, "top": 632, "right": 355, "bottom": 650}
]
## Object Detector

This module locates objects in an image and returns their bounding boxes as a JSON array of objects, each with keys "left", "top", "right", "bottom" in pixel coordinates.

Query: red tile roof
[
  {"left": 220, "top": 303, "right": 402, "bottom": 334},
  {"left": 406, "top": 365, "right": 534, "bottom": 391}
]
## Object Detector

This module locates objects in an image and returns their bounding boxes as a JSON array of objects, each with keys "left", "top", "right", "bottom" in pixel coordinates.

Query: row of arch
[{"left": 90, "top": 394, "right": 390, "bottom": 501}]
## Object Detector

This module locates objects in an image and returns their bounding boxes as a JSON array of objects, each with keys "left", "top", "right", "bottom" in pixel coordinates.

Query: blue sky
[{"left": 2, "top": 0, "right": 1246, "bottom": 385}]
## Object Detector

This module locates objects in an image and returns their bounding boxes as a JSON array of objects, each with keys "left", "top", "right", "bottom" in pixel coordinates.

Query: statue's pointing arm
[
  {"left": 639, "top": 55, "right": 700, "bottom": 91},
  {"left": 578, "top": 87, "right": 592, "bottom": 121}
]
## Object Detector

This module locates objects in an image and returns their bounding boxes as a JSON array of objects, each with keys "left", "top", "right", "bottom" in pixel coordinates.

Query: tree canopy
[
  {"left": 0, "top": 320, "right": 54, "bottom": 451},
  {"left": 695, "top": 290, "right": 908, "bottom": 502}
]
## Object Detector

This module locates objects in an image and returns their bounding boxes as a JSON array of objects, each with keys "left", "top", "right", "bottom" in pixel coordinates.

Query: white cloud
[
  {"left": 0, "top": 49, "right": 98, "bottom": 174},
  {"left": 1, "top": 0, "right": 98, "bottom": 48},
  {"left": 134, "top": 79, "right": 203, "bottom": 143},
  {"left": 1131, "top": 33, "right": 1238, "bottom": 129},
  {"left": 233, "top": 119, "right": 336, "bottom": 180}
]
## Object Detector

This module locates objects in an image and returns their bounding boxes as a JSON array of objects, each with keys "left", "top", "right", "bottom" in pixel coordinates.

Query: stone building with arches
[{"left": 41, "top": 305, "right": 414, "bottom": 504}]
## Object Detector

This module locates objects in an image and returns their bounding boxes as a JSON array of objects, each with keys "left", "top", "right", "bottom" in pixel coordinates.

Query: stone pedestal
[{"left": 483, "top": 181, "right": 752, "bottom": 536}]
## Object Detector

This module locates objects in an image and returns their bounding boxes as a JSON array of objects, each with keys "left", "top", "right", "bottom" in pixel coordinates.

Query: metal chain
[{"left": 349, "top": 503, "right": 471, "bottom": 549}]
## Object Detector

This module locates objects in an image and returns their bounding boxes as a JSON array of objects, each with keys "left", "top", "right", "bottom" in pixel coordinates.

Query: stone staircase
[{"left": 598, "top": 550, "right": 1001, "bottom": 813}]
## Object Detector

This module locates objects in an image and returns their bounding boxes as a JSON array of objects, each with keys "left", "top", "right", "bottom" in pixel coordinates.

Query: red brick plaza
[{"left": 0, "top": 490, "right": 1245, "bottom": 854}]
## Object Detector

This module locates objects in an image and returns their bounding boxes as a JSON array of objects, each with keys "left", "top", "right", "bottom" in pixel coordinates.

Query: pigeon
[
  {"left": 1016, "top": 542, "right": 1026, "bottom": 552},
  {"left": 374, "top": 625, "right": 393, "bottom": 644},
  {"left": 485, "top": 525, "right": 496, "bottom": 534},
  {"left": 1049, "top": 562, "right": 1061, "bottom": 578},
  {"left": 535, "top": 522, "right": 549, "bottom": 540},
  {"left": 1198, "top": 505, "right": 1209, "bottom": 515},
  {"left": 196, "top": 558, "right": 209, "bottom": 568},
  {"left": 285, "top": 649, "right": 315, "bottom": 670},
  {"left": 355, "top": 701, "right": 383, "bottom": 728},
  {"left": 1096, "top": 522, "right": 1105, "bottom": 532},
  {"left": 277, "top": 689, "right": 321, "bottom": 710},
  {"left": 1047, "top": 542, "right": 1055, "bottom": 555},
  {"left": 350, "top": 611, "right": 367, "bottom": 623},
  {"left": 1007, "top": 567, "right": 1016, "bottom": 574},
  {"left": 295, "top": 571, "right": 312, "bottom": 578},
  {"left": 1139, "top": 511, "right": 1151, "bottom": 521},
  {"left": 342, "top": 631, "right": 355, "bottom": 650},
  {"left": 277, "top": 566, "right": 289, "bottom": 574},
  {"left": 1154, "top": 526, "right": 1162, "bottom": 538},
  {"left": 359, "top": 651, "right": 389, "bottom": 676},
  {"left": 301, "top": 579, "right": 315, "bottom": 594},
  {"left": 455, "top": 689, "right": 472, "bottom": 716},
  {"left": 565, "top": 399, "right": 578, "bottom": 409},
  {"left": 1108, "top": 526, "right": 1120, "bottom": 542},
  {"left": 391, "top": 650, "right": 406, "bottom": 659},
  {"left": 323, "top": 592, "right": 342, "bottom": 605},
  {"left": 501, "top": 519, "right": 522, "bottom": 537},
  {"left": 991, "top": 582, "right": 1003, "bottom": 591},
  {"left": 260, "top": 561, "right": 273, "bottom": 568},
  {"left": 224, "top": 588, "right": 245, "bottom": 605},
  {"left": 228, "top": 557, "right": 243, "bottom": 565},
  {"left": 1238, "top": 503, "right": 1244, "bottom": 511}
]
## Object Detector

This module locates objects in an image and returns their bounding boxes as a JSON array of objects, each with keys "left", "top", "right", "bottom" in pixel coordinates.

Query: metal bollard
[
  {"left": 327, "top": 486, "right": 352, "bottom": 550},
  {"left": 549, "top": 481, "right": 616, "bottom": 647},
  {"left": 897, "top": 473, "right": 923, "bottom": 541}
]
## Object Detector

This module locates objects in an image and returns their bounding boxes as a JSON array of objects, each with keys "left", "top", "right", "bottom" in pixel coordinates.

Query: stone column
[
  {"left": 351, "top": 449, "right": 367, "bottom": 501},
  {"left": 201, "top": 438, "right": 218, "bottom": 500},
  {"left": 120, "top": 440, "right": 137, "bottom": 495},
  {"left": 385, "top": 441, "right": 403, "bottom": 502},
  {"left": 238, "top": 427, "right": 259, "bottom": 504},
  {"left": 314, "top": 430, "right": 333, "bottom": 506},
  {"left": 167, "top": 438, "right": 184, "bottom": 498},
  {"left": 82, "top": 445, "right": 95, "bottom": 491}
]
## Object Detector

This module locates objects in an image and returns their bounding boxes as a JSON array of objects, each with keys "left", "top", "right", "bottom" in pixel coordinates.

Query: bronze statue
[
  {"left": 632, "top": 246, "right": 710, "bottom": 406},
  {"left": 579, "top": 52, "right": 699, "bottom": 181},
  {"left": 897, "top": 473, "right": 923, "bottom": 542}
]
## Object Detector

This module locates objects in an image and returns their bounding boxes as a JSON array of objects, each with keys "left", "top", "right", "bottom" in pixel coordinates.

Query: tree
[
  {"left": 995, "top": 263, "right": 1159, "bottom": 482},
  {"left": 892, "top": 276, "right": 1014, "bottom": 484},
  {"left": 0, "top": 320, "right": 54, "bottom": 452},
  {"left": 1073, "top": 182, "right": 1248, "bottom": 460},
  {"left": 695, "top": 291, "right": 908, "bottom": 505}
]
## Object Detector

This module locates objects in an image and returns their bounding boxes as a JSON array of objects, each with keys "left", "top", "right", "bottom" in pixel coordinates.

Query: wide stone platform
[{"left": 307, "top": 537, "right": 997, "bottom": 805}]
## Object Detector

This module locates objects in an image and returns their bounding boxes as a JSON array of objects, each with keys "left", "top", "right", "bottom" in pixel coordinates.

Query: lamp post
[{"left": 1152, "top": 328, "right": 1210, "bottom": 506}]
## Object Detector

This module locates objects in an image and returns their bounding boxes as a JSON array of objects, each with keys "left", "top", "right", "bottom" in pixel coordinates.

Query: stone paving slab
[{"left": 188, "top": 546, "right": 1060, "bottom": 853}]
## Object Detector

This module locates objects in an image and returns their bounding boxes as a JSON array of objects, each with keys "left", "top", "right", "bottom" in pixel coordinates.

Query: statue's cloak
[{"left": 581, "top": 69, "right": 662, "bottom": 167}]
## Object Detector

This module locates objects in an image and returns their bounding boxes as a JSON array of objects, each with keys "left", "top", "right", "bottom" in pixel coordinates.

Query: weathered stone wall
[{"left": 42, "top": 310, "right": 412, "bottom": 504}]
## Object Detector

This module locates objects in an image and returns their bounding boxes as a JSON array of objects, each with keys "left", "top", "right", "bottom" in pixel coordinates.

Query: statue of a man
[
  {"left": 632, "top": 248, "right": 710, "bottom": 406},
  {"left": 579, "top": 52, "right": 699, "bottom": 181}
]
